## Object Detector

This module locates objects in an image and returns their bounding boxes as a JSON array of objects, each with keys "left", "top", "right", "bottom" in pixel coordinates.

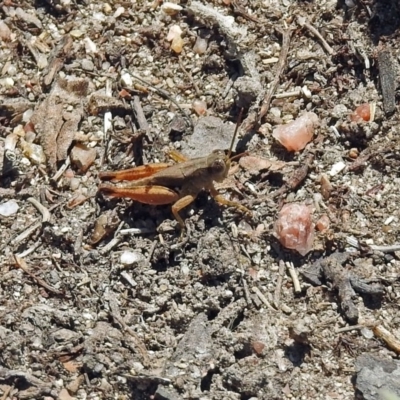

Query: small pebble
[
  {"left": 161, "top": 2, "right": 183, "bottom": 15},
  {"left": 272, "top": 112, "right": 318, "bottom": 152},
  {"left": 120, "top": 250, "right": 142, "bottom": 265},
  {"left": 103, "top": 3, "right": 112, "bottom": 14},
  {"left": 121, "top": 71, "right": 133, "bottom": 87},
  {"left": 192, "top": 99, "right": 207, "bottom": 116},
  {"left": 193, "top": 36, "right": 208, "bottom": 54},
  {"left": 83, "top": 37, "right": 97, "bottom": 54},
  {"left": 70, "top": 143, "right": 96, "bottom": 173},
  {"left": 114, "top": 6, "right": 125, "bottom": 18},
  {"left": 0, "top": 200, "right": 19, "bottom": 216},
  {"left": 81, "top": 59, "right": 94, "bottom": 71},
  {"left": 70, "top": 29, "right": 84, "bottom": 38},
  {"left": 360, "top": 327, "right": 374, "bottom": 339},
  {"left": 69, "top": 177, "right": 80, "bottom": 191},
  {"left": 0, "top": 21, "right": 12, "bottom": 41},
  {"left": 329, "top": 161, "right": 346, "bottom": 176}
]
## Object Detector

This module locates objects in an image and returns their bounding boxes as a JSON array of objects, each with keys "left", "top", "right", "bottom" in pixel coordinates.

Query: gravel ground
[{"left": 1, "top": 1, "right": 400, "bottom": 399}]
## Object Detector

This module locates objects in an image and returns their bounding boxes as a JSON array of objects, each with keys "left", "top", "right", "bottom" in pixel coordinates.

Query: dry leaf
[{"left": 239, "top": 156, "right": 285, "bottom": 174}]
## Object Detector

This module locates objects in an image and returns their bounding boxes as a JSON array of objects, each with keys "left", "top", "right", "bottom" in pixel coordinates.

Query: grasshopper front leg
[{"left": 209, "top": 186, "right": 252, "bottom": 216}]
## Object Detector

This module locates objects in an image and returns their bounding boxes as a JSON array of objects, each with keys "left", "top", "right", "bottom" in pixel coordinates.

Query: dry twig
[
  {"left": 296, "top": 16, "right": 334, "bottom": 55},
  {"left": 274, "top": 260, "right": 286, "bottom": 308},
  {"left": 286, "top": 261, "right": 301, "bottom": 294},
  {"left": 13, "top": 255, "right": 64, "bottom": 296},
  {"left": 252, "top": 286, "right": 276, "bottom": 311},
  {"left": 108, "top": 296, "right": 150, "bottom": 367},
  {"left": 258, "top": 28, "right": 293, "bottom": 122}
]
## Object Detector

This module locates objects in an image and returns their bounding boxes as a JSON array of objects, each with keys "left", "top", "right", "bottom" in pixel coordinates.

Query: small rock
[
  {"left": 315, "top": 214, "right": 330, "bottom": 232},
  {"left": 331, "top": 104, "right": 348, "bottom": 119},
  {"left": 274, "top": 203, "right": 314, "bottom": 256},
  {"left": 350, "top": 103, "right": 374, "bottom": 122},
  {"left": 81, "top": 59, "right": 94, "bottom": 71},
  {"left": 272, "top": 112, "right": 318, "bottom": 152},
  {"left": 192, "top": 99, "right": 207, "bottom": 116},
  {"left": 120, "top": 250, "right": 143, "bottom": 265},
  {"left": 193, "top": 35, "right": 208, "bottom": 54},
  {"left": 66, "top": 375, "right": 84, "bottom": 394},
  {"left": 182, "top": 116, "right": 239, "bottom": 158},
  {"left": 356, "top": 353, "right": 400, "bottom": 400},
  {"left": 166, "top": 25, "right": 183, "bottom": 54},
  {"left": 234, "top": 76, "right": 263, "bottom": 109},
  {"left": 0, "top": 21, "right": 12, "bottom": 41},
  {"left": 329, "top": 161, "right": 346, "bottom": 176},
  {"left": 70, "top": 144, "right": 96, "bottom": 173},
  {"left": 170, "top": 115, "right": 187, "bottom": 134},
  {"left": 0, "top": 200, "right": 19, "bottom": 216},
  {"left": 58, "top": 388, "right": 74, "bottom": 400},
  {"left": 51, "top": 328, "right": 79, "bottom": 343},
  {"left": 161, "top": 2, "right": 183, "bottom": 15}
]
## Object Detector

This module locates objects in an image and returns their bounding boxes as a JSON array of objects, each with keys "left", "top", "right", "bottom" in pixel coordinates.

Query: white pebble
[
  {"left": 83, "top": 37, "right": 97, "bottom": 54},
  {"left": 121, "top": 71, "right": 133, "bottom": 87},
  {"left": 360, "top": 327, "right": 374, "bottom": 339},
  {"left": 161, "top": 2, "right": 183, "bottom": 15},
  {"left": 301, "top": 85, "right": 312, "bottom": 99},
  {"left": 384, "top": 216, "right": 395, "bottom": 225},
  {"left": 329, "top": 161, "right": 346, "bottom": 176},
  {"left": 114, "top": 6, "right": 125, "bottom": 18},
  {"left": 120, "top": 250, "right": 142, "bottom": 265},
  {"left": 0, "top": 200, "right": 19, "bottom": 216}
]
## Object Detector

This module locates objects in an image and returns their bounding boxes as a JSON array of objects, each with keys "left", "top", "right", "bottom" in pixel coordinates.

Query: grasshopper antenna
[{"left": 227, "top": 108, "right": 244, "bottom": 159}]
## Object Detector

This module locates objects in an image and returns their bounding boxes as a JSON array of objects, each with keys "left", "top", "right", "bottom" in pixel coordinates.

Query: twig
[
  {"left": 296, "top": 16, "right": 334, "bottom": 55},
  {"left": 120, "top": 271, "right": 138, "bottom": 288},
  {"left": 251, "top": 286, "right": 276, "bottom": 311},
  {"left": 16, "top": 240, "right": 43, "bottom": 258},
  {"left": 258, "top": 28, "right": 292, "bottom": 122},
  {"left": 0, "top": 384, "right": 12, "bottom": 400},
  {"left": 286, "top": 261, "right": 301, "bottom": 294},
  {"left": 119, "top": 227, "right": 154, "bottom": 236},
  {"left": 100, "top": 79, "right": 113, "bottom": 166},
  {"left": 132, "top": 95, "right": 149, "bottom": 131},
  {"left": 230, "top": 0, "right": 261, "bottom": 23},
  {"left": 274, "top": 260, "right": 286, "bottom": 308},
  {"left": 178, "top": 56, "right": 201, "bottom": 96},
  {"left": 51, "top": 156, "right": 70, "bottom": 182},
  {"left": 242, "top": 277, "right": 252, "bottom": 307},
  {"left": 99, "top": 226, "right": 155, "bottom": 255},
  {"left": 377, "top": 47, "right": 396, "bottom": 116},
  {"left": 9, "top": 201, "right": 61, "bottom": 247},
  {"left": 13, "top": 255, "right": 64, "bottom": 296},
  {"left": 146, "top": 241, "right": 157, "bottom": 268},
  {"left": 10, "top": 221, "right": 42, "bottom": 246},
  {"left": 373, "top": 325, "right": 400, "bottom": 354},
  {"left": 274, "top": 90, "right": 301, "bottom": 99},
  {"left": 336, "top": 324, "right": 365, "bottom": 333},
  {"left": 108, "top": 296, "right": 150, "bottom": 366},
  {"left": 27, "top": 197, "right": 51, "bottom": 222},
  {"left": 130, "top": 73, "right": 193, "bottom": 130},
  {"left": 346, "top": 236, "right": 400, "bottom": 253}
]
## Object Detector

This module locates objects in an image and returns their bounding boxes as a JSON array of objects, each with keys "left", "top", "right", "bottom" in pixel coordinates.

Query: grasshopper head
[
  {"left": 207, "top": 150, "right": 231, "bottom": 182},
  {"left": 207, "top": 108, "right": 243, "bottom": 183}
]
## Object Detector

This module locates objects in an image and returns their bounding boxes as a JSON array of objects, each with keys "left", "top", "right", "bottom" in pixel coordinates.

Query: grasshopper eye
[{"left": 210, "top": 159, "right": 226, "bottom": 172}]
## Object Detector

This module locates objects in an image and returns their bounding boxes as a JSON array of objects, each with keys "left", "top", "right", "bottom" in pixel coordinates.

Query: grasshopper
[{"left": 98, "top": 114, "right": 251, "bottom": 232}]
